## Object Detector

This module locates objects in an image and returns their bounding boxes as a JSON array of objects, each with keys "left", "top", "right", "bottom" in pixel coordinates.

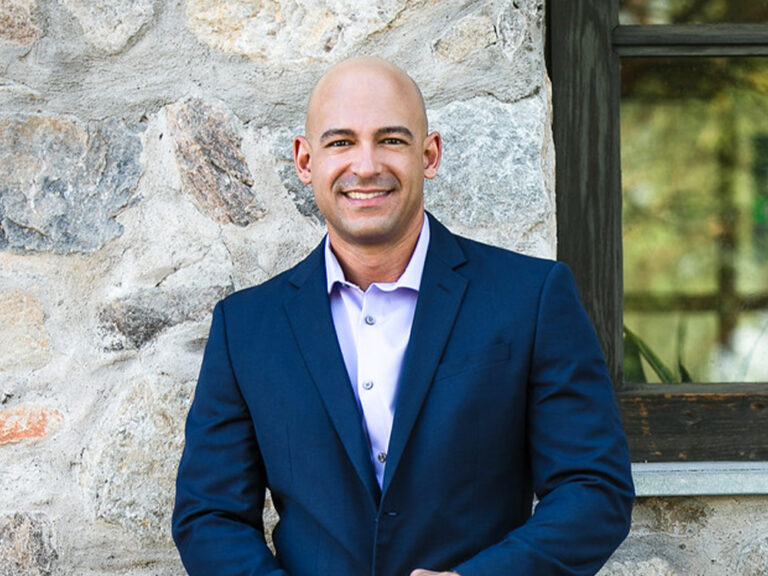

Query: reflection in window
[
  {"left": 620, "top": 0, "right": 768, "bottom": 25},
  {"left": 621, "top": 57, "right": 768, "bottom": 383}
]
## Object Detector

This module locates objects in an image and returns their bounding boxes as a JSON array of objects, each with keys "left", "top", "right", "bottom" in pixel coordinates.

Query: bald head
[
  {"left": 292, "top": 55, "right": 441, "bottom": 266},
  {"left": 305, "top": 57, "right": 427, "bottom": 139}
]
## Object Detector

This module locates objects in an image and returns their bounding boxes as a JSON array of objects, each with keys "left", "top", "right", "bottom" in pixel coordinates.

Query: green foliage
[
  {"left": 620, "top": 0, "right": 768, "bottom": 25},
  {"left": 623, "top": 325, "right": 684, "bottom": 383}
]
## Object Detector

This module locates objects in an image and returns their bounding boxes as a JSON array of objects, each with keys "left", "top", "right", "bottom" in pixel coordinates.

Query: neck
[{"left": 328, "top": 216, "right": 424, "bottom": 291}]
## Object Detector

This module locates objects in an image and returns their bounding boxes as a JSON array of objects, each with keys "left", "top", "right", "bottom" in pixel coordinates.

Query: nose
[{"left": 351, "top": 141, "right": 379, "bottom": 177}]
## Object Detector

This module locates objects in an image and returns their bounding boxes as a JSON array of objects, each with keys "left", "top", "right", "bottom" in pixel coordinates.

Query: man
[{"left": 172, "top": 57, "right": 634, "bottom": 576}]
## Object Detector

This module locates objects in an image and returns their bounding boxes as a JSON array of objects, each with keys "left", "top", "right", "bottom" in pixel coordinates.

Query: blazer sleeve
[
  {"left": 453, "top": 262, "right": 635, "bottom": 576},
  {"left": 172, "top": 301, "right": 289, "bottom": 576}
]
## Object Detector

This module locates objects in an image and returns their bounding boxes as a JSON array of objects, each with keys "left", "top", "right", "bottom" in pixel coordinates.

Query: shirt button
[
  {"left": 364, "top": 315, "right": 376, "bottom": 326},
  {"left": 362, "top": 380, "right": 374, "bottom": 390},
  {"left": 377, "top": 452, "right": 387, "bottom": 463}
]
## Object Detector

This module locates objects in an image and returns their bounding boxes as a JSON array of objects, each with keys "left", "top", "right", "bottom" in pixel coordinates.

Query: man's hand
[{"left": 410, "top": 571, "right": 461, "bottom": 576}]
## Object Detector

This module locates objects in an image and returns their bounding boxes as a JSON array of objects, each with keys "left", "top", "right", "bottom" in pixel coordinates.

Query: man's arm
[
  {"left": 452, "top": 262, "right": 634, "bottom": 576},
  {"left": 172, "top": 301, "right": 288, "bottom": 576}
]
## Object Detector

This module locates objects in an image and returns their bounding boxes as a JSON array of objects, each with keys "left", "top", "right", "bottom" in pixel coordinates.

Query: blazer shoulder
[{"left": 452, "top": 233, "right": 562, "bottom": 284}]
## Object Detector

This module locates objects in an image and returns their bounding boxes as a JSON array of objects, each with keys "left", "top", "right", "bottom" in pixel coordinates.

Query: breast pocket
[{"left": 434, "top": 342, "right": 513, "bottom": 382}]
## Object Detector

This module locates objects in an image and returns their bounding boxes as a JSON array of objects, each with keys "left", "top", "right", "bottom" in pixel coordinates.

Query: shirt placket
[{"left": 356, "top": 289, "right": 392, "bottom": 485}]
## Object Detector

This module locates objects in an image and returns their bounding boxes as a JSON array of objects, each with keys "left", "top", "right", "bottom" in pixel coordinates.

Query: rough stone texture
[
  {"left": 430, "top": 0, "right": 544, "bottom": 66},
  {"left": 166, "top": 98, "right": 266, "bottom": 227},
  {"left": 0, "top": 405, "right": 62, "bottom": 445},
  {"left": 61, "top": 0, "right": 154, "bottom": 54},
  {"left": 600, "top": 557, "right": 677, "bottom": 576},
  {"left": 603, "top": 496, "right": 768, "bottom": 575},
  {"left": 0, "top": 288, "right": 49, "bottom": 371},
  {"left": 496, "top": 0, "right": 534, "bottom": 57},
  {"left": 0, "top": 116, "right": 143, "bottom": 254},
  {"left": 738, "top": 534, "right": 768, "bottom": 576},
  {"left": 425, "top": 95, "right": 555, "bottom": 256},
  {"left": 272, "top": 126, "right": 324, "bottom": 224},
  {"left": 433, "top": 13, "right": 497, "bottom": 63},
  {"left": 97, "top": 282, "right": 233, "bottom": 351},
  {"left": 639, "top": 497, "right": 712, "bottom": 536},
  {"left": 80, "top": 326, "right": 200, "bottom": 545},
  {"left": 186, "top": 0, "right": 408, "bottom": 63},
  {"left": 0, "top": 512, "right": 57, "bottom": 576},
  {"left": 0, "top": 0, "right": 41, "bottom": 46}
]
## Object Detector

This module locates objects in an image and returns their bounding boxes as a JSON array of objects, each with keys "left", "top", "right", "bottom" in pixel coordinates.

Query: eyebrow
[
  {"left": 319, "top": 128, "right": 355, "bottom": 143},
  {"left": 318, "top": 126, "right": 415, "bottom": 143},
  {"left": 375, "top": 126, "right": 414, "bottom": 140}
]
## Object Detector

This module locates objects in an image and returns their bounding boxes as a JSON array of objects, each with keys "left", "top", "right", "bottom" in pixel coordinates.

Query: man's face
[{"left": 294, "top": 61, "right": 441, "bottom": 250}]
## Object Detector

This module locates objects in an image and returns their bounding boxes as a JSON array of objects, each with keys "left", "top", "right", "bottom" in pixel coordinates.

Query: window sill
[{"left": 632, "top": 462, "right": 768, "bottom": 496}]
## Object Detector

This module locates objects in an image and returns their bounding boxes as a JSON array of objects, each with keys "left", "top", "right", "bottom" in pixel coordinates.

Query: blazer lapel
[
  {"left": 381, "top": 215, "right": 468, "bottom": 495},
  {"left": 283, "top": 242, "right": 381, "bottom": 504}
]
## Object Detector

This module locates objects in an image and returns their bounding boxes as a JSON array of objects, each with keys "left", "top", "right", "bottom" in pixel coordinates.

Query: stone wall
[
  {"left": 0, "top": 1, "right": 552, "bottom": 574},
  {"left": 0, "top": 1, "right": 764, "bottom": 575}
]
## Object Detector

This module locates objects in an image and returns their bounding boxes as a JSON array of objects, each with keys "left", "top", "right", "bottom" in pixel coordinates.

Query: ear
[
  {"left": 293, "top": 136, "right": 312, "bottom": 184},
  {"left": 423, "top": 131, "right": 442, "bottom": 180}
]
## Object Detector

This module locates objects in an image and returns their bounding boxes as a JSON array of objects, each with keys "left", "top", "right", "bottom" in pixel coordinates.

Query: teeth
[{"left": 346, "top": 191, "right": 388, "bottom": 200}]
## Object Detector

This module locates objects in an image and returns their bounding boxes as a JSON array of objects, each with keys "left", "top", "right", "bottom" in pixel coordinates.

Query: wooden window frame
[{"left": 548, "top": 0, "right": 768, "bottom": 461}]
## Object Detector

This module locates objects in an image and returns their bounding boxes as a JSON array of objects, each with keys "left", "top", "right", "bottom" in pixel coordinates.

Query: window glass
[
  {"left": 620, "top": 0, "right": 768, "bottom": 25},
  {"left": 621, "top": 57, "right": 768, "bottom": 383}
]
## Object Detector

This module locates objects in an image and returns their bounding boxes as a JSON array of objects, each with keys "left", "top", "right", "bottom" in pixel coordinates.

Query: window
[{"left": 548, "top": 0, "right": 768, "bottom": 462}]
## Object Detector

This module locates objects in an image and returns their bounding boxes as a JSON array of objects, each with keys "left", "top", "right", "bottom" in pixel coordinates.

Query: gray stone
[
  {"left": 263, "top": 490, "right": 278, "bottom": 553},
  {"left": 429, "top": 0, "right": 543, "bottom": 64},
  {"left": 425, "top": 95, "right": 554, "bottom": 253},
  {"left": 98, "top": 299, "right": 172, "bottom": 351},
  {"left": 0, "top": 513, "right": 57, "bottom": 576},
  {"left": 738, "top": 534, "right": 768, "bottom": 576},
  {"left": 185, "top": 0, "right": 408, "bottom": 63},
  {"left": 0, "top": 0, "right": 41, "bottom": 46},
  {"left": 272, "top": 127, "right": 323, "bottom": 224},
  {"left": 637, "top": 497, "right": 711, "bottom": 536},
  {"left": 0, "top": 116, "right": 143, "bottom": 254},
  {"left": 277, "top": 162, "right": 320, "bottom": 222},
  {"left": 496, "top": 0, "right": 528, "bottom": 57},
  {"left": 599, "top": 557, "right": 677, "bottom": 576},
  {"left": 61, "top": 0, "right": 154, "bottom": 53},
  {"left": 81, "top": 376, "right": 192, "bottom": 544},
  {"left": 97, "top": 284, "right": 232, "bottom": 351},
  {"left": 433, "top": 13, "right": 497, "bottom": 63},
  {"left": 80, "top": 326, "right": 202, "bottom": 545},
  {"left": 166, "top": 98, "right": 265, "bottom": 227}
]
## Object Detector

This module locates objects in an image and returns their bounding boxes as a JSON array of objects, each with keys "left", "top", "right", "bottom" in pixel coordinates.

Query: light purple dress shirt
[{"left": 325, "top": 216, "right": 430, "bottom": 487}]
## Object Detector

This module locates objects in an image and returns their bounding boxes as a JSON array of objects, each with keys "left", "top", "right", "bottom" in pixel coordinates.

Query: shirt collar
[{"left": 325, "top": 214, "right": 430, "bottom": 294}]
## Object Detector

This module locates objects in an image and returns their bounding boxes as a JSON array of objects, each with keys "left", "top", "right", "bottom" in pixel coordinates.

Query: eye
[
  {"left": 381, "top": 137, "right": 406, "bottom": 145},
  {"left": 326, "top": 139, "right": 352, "bottom": 148}
]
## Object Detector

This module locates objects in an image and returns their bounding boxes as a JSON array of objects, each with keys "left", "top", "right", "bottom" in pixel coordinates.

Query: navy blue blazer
[{"left": 172, "top": 214, "right": 634, "bottom": 576}]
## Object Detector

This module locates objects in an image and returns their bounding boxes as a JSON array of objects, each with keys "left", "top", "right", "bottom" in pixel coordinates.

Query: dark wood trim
[
  {"left": 550, "top": 0, "right": 623, "bottom": 386},
  {"left": 614, "top": 24, "right": 768, "bottom": 46},
  {"left": 622, "top": 383, "right": 768, "bottom": 395},
  {"left": 619, "top": 389, "right": 768, "bottom": 461},
  {"left": 614, "top": 24, "right": 768, "bottom": 56},
  {"left": 615, "top": 45, "right": 768, "bottom": 57},
  {"left": 624, "top": 292, "right": 768, "bottom": 312},
  {"left": 549, "top": 1, "right": 768, "bottom": 462}
]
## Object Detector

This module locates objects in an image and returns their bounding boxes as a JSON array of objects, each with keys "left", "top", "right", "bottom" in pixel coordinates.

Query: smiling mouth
[{"left": 344, "top": 190, "right": 390, "bottom": 200}]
